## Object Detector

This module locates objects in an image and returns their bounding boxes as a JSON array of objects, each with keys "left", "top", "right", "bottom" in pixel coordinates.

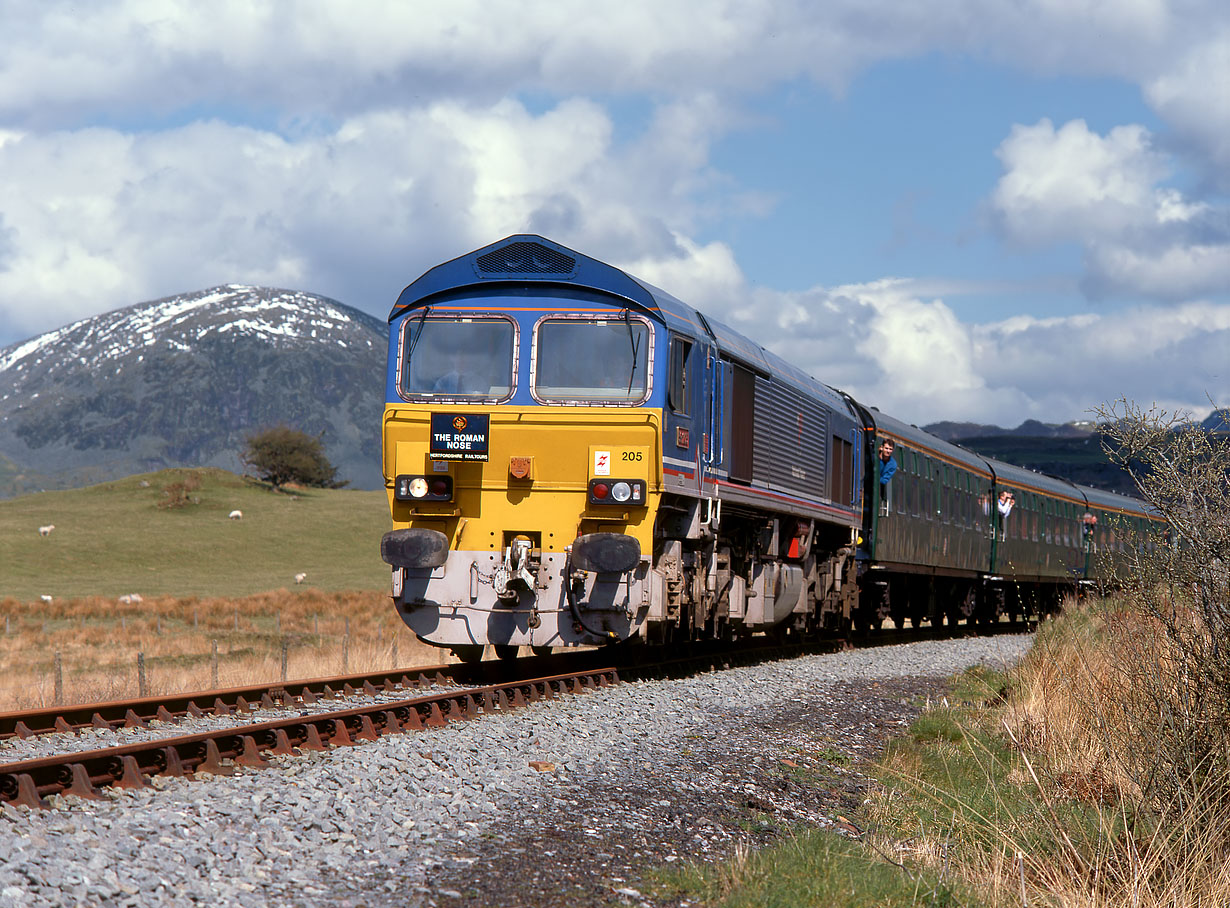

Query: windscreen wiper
[
  {"left": 623, "top": 308, "right": 641, "bottom": 395},
  {"left": 405, "top": 305, "right": 431, "bottom": 365}
]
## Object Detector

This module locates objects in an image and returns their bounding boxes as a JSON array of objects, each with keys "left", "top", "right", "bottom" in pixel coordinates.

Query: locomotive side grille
[
  {"left": 476, "top": 242, "right": 576, "bottom": 277},
  {"left": 753, "top": 378, "right": 829, "bottom": 501}
]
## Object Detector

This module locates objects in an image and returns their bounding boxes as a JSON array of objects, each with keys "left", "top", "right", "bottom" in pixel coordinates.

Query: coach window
[
  {"left": 893, "top": 449, "right": 906, "bottom": 514},
  {"left": 399, "top": 314, "right": 516, "bottom": 401},
  {"left": 668, "top": 336, "right": 693, "bottom": 415},
  {"left": 533, "top": 315, "right": 652, "bottom": 404}
]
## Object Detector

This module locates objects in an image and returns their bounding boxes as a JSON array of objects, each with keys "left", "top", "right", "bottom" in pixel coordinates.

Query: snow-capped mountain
[{"left": 0, "top": 286, "right": 388, "bottom": 497}]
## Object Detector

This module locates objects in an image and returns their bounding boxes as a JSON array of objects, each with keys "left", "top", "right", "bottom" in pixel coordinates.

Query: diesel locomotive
[{"left": 379, "top": 235, "right": 1157, "bottom": 661}]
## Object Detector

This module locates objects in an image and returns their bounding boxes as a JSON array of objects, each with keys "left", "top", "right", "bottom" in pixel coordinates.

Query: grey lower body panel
[{"left": 392, "top": 550, "right": 651, "bottom": 648}]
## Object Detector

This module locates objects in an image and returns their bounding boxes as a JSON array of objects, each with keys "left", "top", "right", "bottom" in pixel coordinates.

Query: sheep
[
  {"left": 118, "top": 593, "right": 144, "bottom": 605},
  {"left": 39, "top": 595, "right": 52, "bottom": 604},
  {"left": 38, "top": 525, "right": 55, "bottom": 536},
  {"left": 228, "top": 510, "right": 243, "bottom": 520},
  {"left": 294, "top": 572, "right": 307, "bottom": 584}
]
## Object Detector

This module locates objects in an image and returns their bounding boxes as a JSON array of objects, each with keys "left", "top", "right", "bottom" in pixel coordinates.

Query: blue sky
[{"left": 0, "top": 1, "right": 1226, "bottom": 425}]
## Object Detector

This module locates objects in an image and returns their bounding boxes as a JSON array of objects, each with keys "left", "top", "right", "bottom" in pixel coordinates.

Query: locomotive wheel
[{"left": 493, "top": 644, "right": 520, "bottom": 660}]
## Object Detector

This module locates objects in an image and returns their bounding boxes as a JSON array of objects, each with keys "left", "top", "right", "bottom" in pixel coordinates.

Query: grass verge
[{"left": 651, "top": 600, "right": 1230, "bottom": 907}]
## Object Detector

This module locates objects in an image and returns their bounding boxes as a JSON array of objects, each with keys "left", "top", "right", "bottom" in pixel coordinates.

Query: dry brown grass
[
  {"left": 0, "top": 589, "right": 451, "bottom": 709},
  {"left": 862, "top": 594, "right": 1230, "bottom": 908},
  {"left": 993, "top": 598, "right": 1230, "bottom": 906}
]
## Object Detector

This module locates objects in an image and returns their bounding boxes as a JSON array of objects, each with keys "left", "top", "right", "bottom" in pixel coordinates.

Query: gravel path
[{"left": 0, "top": 634, "right": 1031, "bottom": 907}]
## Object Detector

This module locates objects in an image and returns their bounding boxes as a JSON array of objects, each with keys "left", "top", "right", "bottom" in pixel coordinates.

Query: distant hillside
[
  {"left": 924, "top": 414, "right": 1228, "bottom": 496},
  {"left": 923, "top": 419, "right": 1097, "bottom": 442},
  {"left": 0, "top": 287, "right": 387, "bottom": 498},
  {"left": 923, "top": 419, "right": 1134, "bottom": 494},
  {"left": 940, "top": 433, "right": 1138, "bottom": 496}
]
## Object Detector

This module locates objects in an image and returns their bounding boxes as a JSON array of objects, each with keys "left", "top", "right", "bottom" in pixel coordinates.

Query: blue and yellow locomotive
[{"left": 379, "top": 235, "right": 1158, "bottom": 659}]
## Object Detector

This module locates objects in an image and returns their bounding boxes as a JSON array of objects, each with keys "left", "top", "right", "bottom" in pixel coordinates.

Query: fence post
[
  {"left": 281, "top": 639, "right": 288, "bottom": 683},
  {"left": 211, "top": 640, "right": 218, "bottom": 689},
  {"left": 54, "top": 652, "right": 63, "bottom": 705},
  {"left": 137, "top": 652, "right": 147, "bottom": 699},
  {"left": 342, "top": 634, "right": 349, "bottom": 673}
]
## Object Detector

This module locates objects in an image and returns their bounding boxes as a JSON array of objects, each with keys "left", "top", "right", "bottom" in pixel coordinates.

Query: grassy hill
[{"left": 0, "top": 468, "right": 392, "bottom": 602}]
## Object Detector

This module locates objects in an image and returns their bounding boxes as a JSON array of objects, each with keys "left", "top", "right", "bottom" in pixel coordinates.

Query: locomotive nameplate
[{"left": 430, "top": 413, "right": 490, "bottom": 461}]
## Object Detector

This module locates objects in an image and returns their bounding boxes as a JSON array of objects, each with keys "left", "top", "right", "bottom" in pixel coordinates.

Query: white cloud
[
  {"left": 991, "top": 118, "right": 1230, "bottom": 300},
  {"left": 1144, "top": 33, "right": 1230, "bottom": 174},
  {"left": 0, "top": 96, "right": 743, "bottom": 341},
  {"left": 992, "top": 119, "right": 1169, "bottom": 244},
  {"left": 1, "top": 1, "right": 1225, "bottom": 123},
  {"left": 695, "top": 278, "right": 1228, "bottom": 425},
  {"left": 1085, "top": 242, "right": 1230, "bottom": 300},
  {"left": 619, "top": 234, "right": 747, "bottom": 311}
]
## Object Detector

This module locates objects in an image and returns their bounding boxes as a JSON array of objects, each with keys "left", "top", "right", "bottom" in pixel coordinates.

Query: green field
[{"left": 0, "top": 468, "right": 392, "bottom": 602}]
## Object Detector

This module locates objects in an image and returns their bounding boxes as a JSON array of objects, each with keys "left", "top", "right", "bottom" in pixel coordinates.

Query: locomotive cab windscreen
[
  {"left": 532, "top": 316, "right": 651, "bottom": 404},
  {"left": 399, "top": 315, "right": 516, "bottom": 399}
]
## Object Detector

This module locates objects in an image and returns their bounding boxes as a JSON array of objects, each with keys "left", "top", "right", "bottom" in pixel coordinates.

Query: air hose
[{"left": 563, "top": 555, "right": 620, "bottom": 643}]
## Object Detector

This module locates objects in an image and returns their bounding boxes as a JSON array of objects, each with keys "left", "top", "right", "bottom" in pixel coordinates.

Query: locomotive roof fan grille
[{"left": 476, "top": 241, "right": 576, "bottom": 278}]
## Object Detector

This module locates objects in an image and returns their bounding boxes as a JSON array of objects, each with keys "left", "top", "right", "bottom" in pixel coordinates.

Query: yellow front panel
[{"left": 383, "top": 405, "right": 662, "bottom": 555}]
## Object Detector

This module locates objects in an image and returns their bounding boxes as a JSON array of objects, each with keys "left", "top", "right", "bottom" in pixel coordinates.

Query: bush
[
  {"left": 158, "top": 473, "right": 202, "bottom": 509},
  {"left": 241, "top": 425, "right": 348, "bottom": 491},
  {"left": 1095, "top": 400, "right": 1230, "bottom": 840}
]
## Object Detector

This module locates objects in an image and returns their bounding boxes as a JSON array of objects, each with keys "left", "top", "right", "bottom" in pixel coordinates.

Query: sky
[{"left": 0, "top": 0, "right": 1226, "bottom": 426}]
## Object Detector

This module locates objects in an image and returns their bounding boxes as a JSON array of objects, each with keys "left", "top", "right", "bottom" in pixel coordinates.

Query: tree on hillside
[{"left": 241, "top": 425, "right": 348, "bottom": 490}]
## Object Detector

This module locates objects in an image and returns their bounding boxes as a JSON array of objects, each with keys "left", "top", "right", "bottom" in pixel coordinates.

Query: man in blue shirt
[{"left": 878, "top": 438, "right": 897, "bottom": 487}]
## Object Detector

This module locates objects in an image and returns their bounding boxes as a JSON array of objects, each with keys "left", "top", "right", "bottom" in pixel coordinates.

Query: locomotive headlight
[
  {"left": 588, "top": 478, "right": 646, "bottom": 505},
  {"left": 395, "top": 474, "right": 453, "bottom": 502}
]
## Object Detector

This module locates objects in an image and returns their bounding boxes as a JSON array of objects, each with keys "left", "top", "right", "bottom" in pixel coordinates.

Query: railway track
[
  {"left": 0, "top": 619, "right": 1032, "bottom": 809},
  {"left": 0, "top": 668, "right": 619, "bottom": 808}
]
